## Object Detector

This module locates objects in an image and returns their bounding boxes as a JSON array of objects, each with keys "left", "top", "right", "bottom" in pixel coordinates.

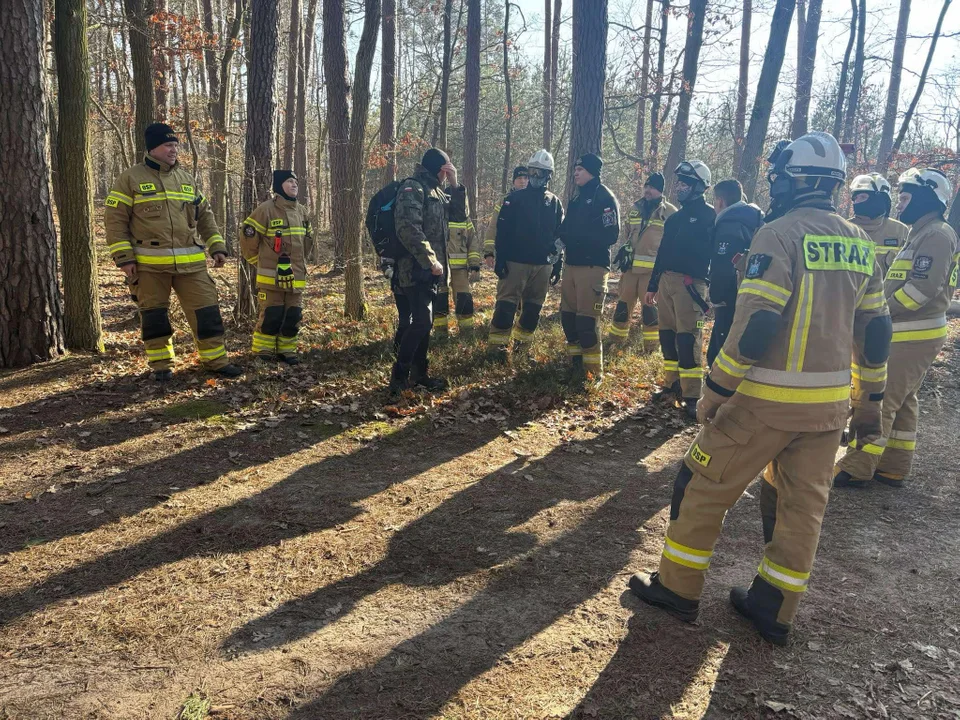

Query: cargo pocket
[
  {"left": 591, "top": 282, "right": 607, "bottom": 313},
  {"left": 136, "top": 201, "right": 163, "bottom": 219},
  {"left": 684, "top": 406, "right": 757, "bottom": 483}
]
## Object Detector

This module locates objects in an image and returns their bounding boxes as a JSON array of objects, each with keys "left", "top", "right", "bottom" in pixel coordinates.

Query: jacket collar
[
  {"left": 144, "top": 154, "right": 175, "bottom": 172},
  {"left": 413, "top": 164, "right": 441, "bottom": 189},
  {"left": 274, "top": 194, "right": 298, "bottom": 210},
  {"left": 910, "top": 211, "right": 942, "bottom": 233},
  {"left": 851, "top": 214, "right": 885, "bottom": 233},
  {"left": 715, "top": 199, "right": 746, "bottom": 223}
]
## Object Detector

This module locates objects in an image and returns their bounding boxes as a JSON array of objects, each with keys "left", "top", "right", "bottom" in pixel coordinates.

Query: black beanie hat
[
  {"left": 421, "top": 148, "right": 451, "bottom": 177},
  {"left": 513, "top": 166, "right": 529, "bottom": 180},
  {"left": 575, "top": 152, "right": 603, "bottom": 177},
  {"left": 273, "top": 170, "right": 297, "bottom": 200},
  {"left": 645, "top": 172, "right": 665, "bottom": 192},
  {"left": 145, "top": 122, "right": 178, "bottom": 152}
]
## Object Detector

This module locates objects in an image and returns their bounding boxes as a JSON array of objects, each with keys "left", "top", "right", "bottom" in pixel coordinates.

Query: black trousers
[
  {"left": 706, "top": 303, "right": 736, "bottom": 369},
  {"left": 394, "top": 282, "right": 435, "bottom": 374}
]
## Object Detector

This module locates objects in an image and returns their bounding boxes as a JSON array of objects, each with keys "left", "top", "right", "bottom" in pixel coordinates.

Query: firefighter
[
  {"left": 629, "top": 131, "right": 892, "bottom": 645},
  {"left": 388, "top": 148, "right": 468, "bottom": 396},
  {"left": 557, "top": 153, "right": 620, "bottom": 380},
  {"left": 104, "top": 123, "right": 241, "bottom": 381},
  {"left": 607, "top": 172, "right": 676, "bottom": 352},
  {"left": 834, "top": 167, "right": 958, "bottom": 489},
  {"left": 434, "top": 214, "right": 481, "bottom": 339},
  {"left": 483, "top": 167, "right": 529, "bottom": 260},
  {"left": 847, "top": 173, "right": 909, "bottom": 278},
  {"left": 764, "top": 140, "right": 792, "bottom": 223},
  {"left": 645, "top": 160, "right": 715, "bottom": 418},
  {"left": 241, "top": 170, "right": 310, "bottom": 365},
  {"left": 485, "top": 151, "right": 564, "bottom": 360}
]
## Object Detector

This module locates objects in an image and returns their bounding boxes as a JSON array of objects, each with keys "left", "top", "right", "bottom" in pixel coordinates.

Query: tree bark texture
[
  {"left": 237, "top": 0, "right": 278, "bottom": 321},
  {"left": 791, "top": 0, "right": 822, "bottom": 138},
  {"left": 463, "top": 0, "right": 481, "bottom": 219},
  {"left": 733, "top": 0, "right": 751, "bottom": 172},
  {"left": 876, "top": 0, "right": 911, "bottom": 172},
  {"left": 282, "top": 0, "right": 301, "bottom": 168},
  {"left": 832, "top": 0, "right": 857, "bottom": 139},
  {"left": 54, "top": 0, "right": 103, "bottom": 352},
  {"left": 501, "top": 0, "right": 513, "bottom": 196},
  {"left": 1, "top": 0, "right": 65, "bottom": 367},
  {"left": 438, "top": 0, "right": 453, "bottom": 150},
  {"left": 566, "top": 0, "right": 607, "bottom": 199},
  {"left": 153, "top": 0, "right": 169, "bottom": 119},
  {"left": 663, "top": 0, "right": 706, "bottom": 197},
  {"left": 635, "top": 0, "right": 654, "bottom": 162},
  {"left": 297, "top": 0, "right": 318, "bottom": 211},
  {"left": 381, "top": 0, "right": 397, "bottom": 184},
  {"left": 543, "top": 0, "right": 552, "bottom": 149},
  {"left": 649, "top": 0, "right": 668, "bottom": 166},
  {"left": 842, "top": 0, "right": 866, "bottom": 143},
  {"left": 737, "top": 0, "right": 796, "bottom": 200},
  {"left": 124, "top": 0, "right": 157, "bottom": 156},
  {"left": 550, "top": 0, "right": 561, "bottom": 154}
]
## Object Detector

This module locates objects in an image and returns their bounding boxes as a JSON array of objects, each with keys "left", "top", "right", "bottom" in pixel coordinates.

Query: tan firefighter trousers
[
  {"left": 657, "top": 271, "right": 706, "bottom": 399},
  {"left": 658, "top": 403, "right": 843, "bottom": 626},
  {"left": 560, "top": 265, "right": 609, "bottom": 376},
  {"left": 434, "top": 268, "right": 475, "bottom": 335},
  {"left": 836, "top": 335, "right": 946, "bottom": 483},
  {"left": 609, "top": 268, "right": 659, "bottom": 350},
  {"left": 135, "top": 269, "right": 229, "bottom": 371},
  {"left": 488, "top": 262, "right": 551, "bottom": 346},
  {"left": 252, "top": 288, "right": 304, "bottom": 359}
]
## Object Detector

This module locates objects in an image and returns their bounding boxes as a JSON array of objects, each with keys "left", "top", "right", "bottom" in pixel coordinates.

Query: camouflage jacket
[{"left": 393, "top": 165, "right": 468, "bottom": 289}]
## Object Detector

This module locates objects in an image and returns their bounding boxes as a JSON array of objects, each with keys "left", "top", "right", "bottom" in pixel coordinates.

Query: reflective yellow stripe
[
  {"left": 716, "top": 350, "right": 749, "bottom": 378},
  {"left": 737, "top": 380, "right": 850, "bottom": 404},
  {"left": 134, "top": 191, "right": 195, "bottom": 204},
  {"left": 205, "top": 234, "right": 224, "bottom": 249},
  {"left": 891, "top": 326, "right": 948, "bottom": 342},
  {"left": 888, "top": 259, "right": 913, "bottom": 272},
  {"left": 745, "top": 367, "right": 850, "bottom": 387},
  {"left": 198, "top": 345, "right": 226, "bottom": 359},
  {"left": 433, "top": 317, "right": 448, "bottom": 328},
  {"left": 642, "top": 330, "right": 659, "bottom": 340},
  {"left": 679, "top": 368, "right": 704, "bottom": 378},
  {"left": 608, "top": 325, "right": 629, "bottom": 337},
  {"left": 146, "top": 339, "right": 175, "bottom": 359},
  {"left": 886, "top": 438, "right": 916, "bottom": 451},
  {"left": 512, "top": 326, "right": 535, "bottom": 341},
  {"left": 663, "top": 360, "right": 679, "bottom": 372},
  {"left": 632, "top": 259, "right": 655, "bottom": 269},
  {"left": 566, "top": 344, "right": 583, "bottom": 357},
  {"left": 448, "top": 221, "right": 471, "bottom": 229},
  {"left": 583, "top": 352, "right": 602, "bottom": 362},
  {"left": 449, "top": 258, "right": 468, "bottom": 266},
  {"left": 662, "top": 537, "right": 712, "bottom": 571},
  {"left": 258, "top": 275, "right": 305, "bottom": 288},
  {"left": 893, "top": 287, "right": 922, "bottom": 311},
  {"left": 739, "top": 278, "right": 791, "bottom": 303},
  {"left": 649, "top": 220, "right": 664, "bottom": 227},
  {"left": 108, "top": 241, "right": 133, "bottom": 253},
  {"left": 758, "top": 556, "right": 809, "bottom": 592},
  {"left": 851, "top": 363, "right": 887, "bottom": 383},
  {"left": 787, "top": 274, "right": 814, "bottom": 372},
  {"left": 244, "top": 217, "right": 267, "bottom": 234},
  {"left": 107, "top": 191, "right": 134, "bottom": 206},
  {"left": 137, "top": 252, "right": 206, "bottom": 265},
  {"left": 487, "top": 331, "right": 511, "bottom": 345},
  {"left": 858, "top": 291, "right": 885, "bottom": 311}
]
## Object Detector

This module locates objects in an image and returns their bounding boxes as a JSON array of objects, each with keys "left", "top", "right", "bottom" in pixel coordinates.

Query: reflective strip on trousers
[
  {"left": 608, "top": 325, "right": 629, "bottom": 337},
  {"left": 662, "top": 537, "right": 712, "bottom": 571},
  {"left": 198, "top": 345, "right": 226, "bottom": 361},
  {"left": 737, "top": 380, "right": 850, "bottom": 404},
  {"left": 744, "top": 367, "right": 851, "bottom": 387},
  {"left": 758, "top": 556, "right": 810, "bottom": 593}
]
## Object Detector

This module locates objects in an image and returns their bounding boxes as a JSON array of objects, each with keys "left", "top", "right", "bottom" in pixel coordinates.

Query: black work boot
[
  {"left": 387, "top": 363, "right": 410, "bottom": 399},
  {"left": 651, "top": 380, "right": 681, "bottom": 403},
  {"left": 569, "top": 355, "right": 586, "bottom": 383},
  {"left": 833, "top": 469, "right": 867, "bottom": 489},
  {"left": 279, "top": 355, "right": 301, "bottom": 366},
  {"left": 682, "top": 398, "right": 699, "bottom": 420},
  {"left": 730, "top": 584, "right": 790, "bottom": 646},
  {"left": 152, "top": 369, "right": 173, "bottom": 382},
  {"left": 410, "top": 362, "right": 448, "bottom": 392},
  {"left": 628, "top": 572, "right": 700, "bottom": 623},
  {"left": 210, "top": 363, "right": 243, "bottom": 378},
  {"left": 873, "top": 472, "right": 904, "bottom": 488}
]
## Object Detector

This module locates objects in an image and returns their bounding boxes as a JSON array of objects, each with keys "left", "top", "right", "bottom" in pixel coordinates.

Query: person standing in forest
[
  {"left": 557, "top": 153, "right": 620, "bottom": 381},
  {"left": 103, "top": 123, "right": 242, "bottom": 381},
  {"left": 846, "top": 174, "right": 909, "bottom": 278},
  {"left": 483, "top": 166, "right": 529, "bottom": 260},
  {"left": 388, "top": 148, "right": 468, "bottom": 397},
  {"left": 645, "top": 160, "right": 715, "bottom": 419},
  {"left": 433, "top": 209, "right": 481, "bottom": 341},
  {"left": 241, "top": 170, "right": 310, "bottom": 365}
]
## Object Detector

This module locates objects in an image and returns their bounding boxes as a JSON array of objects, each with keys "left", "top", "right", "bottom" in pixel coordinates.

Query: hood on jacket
[{"left": 715, "top": 200, "right": 763, "bottom": 230}]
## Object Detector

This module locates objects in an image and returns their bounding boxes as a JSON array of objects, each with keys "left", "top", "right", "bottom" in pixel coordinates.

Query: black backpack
[{"left": 366, "top": 178, "right": 419, "bottom": 261}]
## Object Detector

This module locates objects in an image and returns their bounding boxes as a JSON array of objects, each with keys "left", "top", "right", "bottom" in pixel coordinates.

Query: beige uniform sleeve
[
  {"left": 195, "top": 191, "right": 226, "bottom": 256},
  {"left": 851, "top": 258, "right": 890, "bottom": 404},
  {"left": 484, "top": 204, "right": 501, "bottom": 257},
  {"left": 466, "top": 220, "right": 481, "bottom": 267},
  {"left": 240, "top": 204, "right": 267, "bottom": 265},
  {"left": 887, "top": 228, "right": 955, "bottom": 318},
  {"left": 103, "top": 171, "right": 137, "bottom": 267}
]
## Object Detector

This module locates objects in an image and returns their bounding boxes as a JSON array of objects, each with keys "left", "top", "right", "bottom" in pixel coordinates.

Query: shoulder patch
[
  {"left": 243, "top": 225, "right": 257, "bottom": 237},
  {"left": 138, "top": 182, "right": 157, "bottom": 193},
  {"left": 745, "top": 253, "right": 772, "bottom": 279},
  {"left": 913, "top": 255, "right": 933, "bottom": 272},
  {"left": 602, "top": 208, "right": 616, "bottom": 227}
]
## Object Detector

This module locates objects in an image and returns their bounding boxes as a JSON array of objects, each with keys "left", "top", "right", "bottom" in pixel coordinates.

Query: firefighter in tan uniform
[
  {"left": 434, "top": 216, "right": 480, "bottom": 338},
  {"left": 104, "top": 123, "right": 241, "bottom": 381},
  {"left": 835, "top": 168, "right": 958, "bottom": 488},
  {"left": 629, "top": 132, "right": 892, "bottom": 645},
  {"left": 557, "top": 153, "right": 620, "bottom": 380},
  {"left": 241, "top": 170, "right": 309, "bottom": 365},
  {"left": 848, "top": 173, "right": 909, "bottom": 277},
  {"left": 607, "top": 173, "right": 676, "bottom": 351},
  {"left": 482, "top": 166, "right": 529, "bottom": 261}
]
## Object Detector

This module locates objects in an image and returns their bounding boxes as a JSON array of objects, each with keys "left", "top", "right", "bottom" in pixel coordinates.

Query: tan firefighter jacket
[
  {"left": 884, "top": 211, "right": 959, "bottom": 344},
  {"left": 241, "top": 195, "right": 310, "bottom": 291},
  {"left": 850, "top": 214, "right": 909, "bottom": 278},
  {"left": 483, "top": 199, "right": 504, "bottom": 257},
  {"left": 622, "top": 198, "right": 678, "bottom": 270},
  {"left": 703, "top": 201, "right": 890, "bottom": 433},
  {"left": 448, "top": 219, "right": 480, "bottom": 271},
  {"left": 104, "top": 156, "right": 226, "bottom": 273}
]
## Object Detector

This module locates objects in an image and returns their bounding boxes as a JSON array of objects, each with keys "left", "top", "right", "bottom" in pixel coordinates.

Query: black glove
[
  {"left": 614, "top": 245, "right": 633, "bottom": 273},
  {"left": 849, "top": 401, "right": 882, "bottom": 446},
  {"left": 550, "top": 258, "right": 563, "bottom": 286},
  {"left": 276, "top": 254, "right": 295, "bottom": 291},
  {"left": 468, "top": 266, "right": 481, "bottom": 283},
  {"left": 494, "top": 258, "right": 508, "bottom": 279}
]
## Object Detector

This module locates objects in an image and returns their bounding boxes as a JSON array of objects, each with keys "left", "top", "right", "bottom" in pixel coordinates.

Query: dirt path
[{"left": 1, "top": 268, "right": 958, "bottom": 719}]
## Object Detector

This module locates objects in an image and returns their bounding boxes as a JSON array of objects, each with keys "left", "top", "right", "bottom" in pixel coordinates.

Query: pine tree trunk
[
  {"left": 237, "top": 0, "right": 278, "bottom": 321},
  {"left": 154, "top": 0, "right": 169, "bottom": 119},
  {"left": 649, "top": 0, "right": 668, "bottom": 168},
  {"left": 550, "top": 0, "right": 561, "bottom": 153},
  {"left": 501, "top": 0, "right": 512, "bottom": 196},
  {"left": 663, "top": 0, "right": 707, "bottom": 197},
  {"left": 842, "top": 0, "right": 866, "bottom": 143},
  {"left": 543, "top": 0, "right": 552, "bottom": 149},
  {"left": 832, "top": 1, "right": 857, "bottom": 140},
  {"left": 791, "top": 0, "right": 822, "bottom": 138},
  {"left": 876, "top": 0, "right": 910, "bottom": 172},
  {"left": 282, "top": 0, "right": 301, "bottom": 168},
  {"left": 566, "top": 0, "right": 607, "bottom": 199},
  {"left": 54, "top": 0, "right": 103, "bottom": 352},
  {"left": 324, "top": 0, "right": 350, "bottom": 271},
  {"left": 381, "top": 0, "right": 397, "bottom": 184},
  {"left": 124, "top": 0, "right": 157, "bottom": 155},
  {"left": 733, "top": 0, "right": 751, "bottom": 173},
  {"left": 296, "top": 0, "right": 317, "bottom": 210},
  {"left": 1, "top": 0, "right": 65, "bottom": 367},
  {"left": 438, "top": 0, "right": 453, "bottom": 150},
  {"left": 635, "top": 0, "right": 653, "bottom": 162},
  {"left": 463, "top": 0, "right": 481, "bottom": 219},
  {"left": 737, "top": 0, "right": 796, "bottom": 200}
]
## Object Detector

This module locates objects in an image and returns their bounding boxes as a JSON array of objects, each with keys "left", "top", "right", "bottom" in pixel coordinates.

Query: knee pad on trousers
[
  {"left": 676, "top": 332, "right": 696, "bottom": 367},
  {"left": 141, "top": 308, "right": 172, "bottom": 341},
  {"left": 659, "top": 329, "right": 678, "bottom": 360},
  {"left": 641, "top": 304, "right": 659, "bottom": 327},
  {"left": 518, "top": 302, "right": 543, "bottom": 332},
  {"left": 670, "top": 464, "right": 694, "bottom": 521},
  {"left": 261, "top": 305, "right": 285, "bottom": 335},
  {"left": 575, "top": 315, "right": 598, "bottom": 349},
  {"left": 195, "top": 305, "right": 226, "bottom": 340},
  {"left": 280, "top": 306, "right": 303, "bottom": 337},
  {"left": 435, "top": 292, "right": 450, "bottom": 317},
  {"left": 455, "top": 292, "right": 474, "bottom": 316},
  {"left": 560, "top": 311, "right": 578, "bottom": 342},
  {"left": 492, "top": 300, "right": 518, "bottom": 329},
  {"left": 760, "top": 484, "right": 778, "bottom": 545},
  {"left": 613, "top": 301, "right": 629, "bottom": 324},
  {"left": 864, "top": 315, "right": 893, "bottom": 364}
]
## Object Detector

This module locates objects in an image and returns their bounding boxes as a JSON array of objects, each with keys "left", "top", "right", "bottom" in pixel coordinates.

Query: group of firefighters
[{"left": 105, "top": 122, "right": 958, "bottom": 646}]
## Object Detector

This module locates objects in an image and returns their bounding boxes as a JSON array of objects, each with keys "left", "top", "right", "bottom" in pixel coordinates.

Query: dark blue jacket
[{"left": 710, "top": 201, "right": 764, "bottom": 305}]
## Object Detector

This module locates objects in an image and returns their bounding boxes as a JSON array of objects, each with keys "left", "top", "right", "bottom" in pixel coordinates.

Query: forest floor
[{"left": 1, "top": 248, "right": 959, "bottom": 720}]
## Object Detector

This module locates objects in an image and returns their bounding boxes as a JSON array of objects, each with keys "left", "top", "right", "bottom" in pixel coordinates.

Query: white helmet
[
  {"left": 777, "top": 131, "right": 846, "bottom": 182},
  {"left": 850, "top": 173, "right": 891, "bottom": 196},
  {"left": 528, "top": 149, "right": 555, "bottom": 172},
  {"left": 675, "top": 160, "right": 712, "bottom": 187},
  {"left": 898, "top": 167, "right": 952, "bottom": 207}
]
